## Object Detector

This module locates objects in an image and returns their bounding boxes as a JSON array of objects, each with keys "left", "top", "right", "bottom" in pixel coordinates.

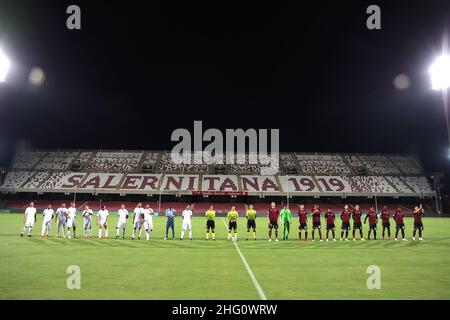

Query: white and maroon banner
[
  {"left": 278, "top": 176, "right": 320, "bottom": 193},
  {"left": 40, "top": 172, "right": 86, "bottom": 189},
  {"left": 240, "top": 175, "right": 280, "bottom": 192},
  {"left": 314, "top": 176, "right": 353, "bottom": 193},
  {"left": 201, "top": 175, "right": 239, "bottom": 192},
  {"left": 161, "top": 174, "right": 198, "bottom": 191},
  {"left": 32, "top": 172, "right": 161, "bottom": 191},
  {"left": 79, "top": 173, "right": 124, "bottom": 190},
  {"left": 118, "top": 174, "right": 161, "bottom": 191},
  {"left": 3, "top": 171, "right": 433, "bottom": 195}
]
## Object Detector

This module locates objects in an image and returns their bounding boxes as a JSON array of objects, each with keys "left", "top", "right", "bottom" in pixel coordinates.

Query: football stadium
[
  {"left": 0, "top": 149, "right": 449, "bottom": 299},
  {"left": 2, "top": 0, "right": 450, "bottom": 311}
]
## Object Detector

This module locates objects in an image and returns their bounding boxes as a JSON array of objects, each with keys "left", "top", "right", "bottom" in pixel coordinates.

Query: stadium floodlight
[
  {"left": 429, "top": 54, "right": 450, "bottom": 90},
  {"left": 0, "top": 48, "right": 10, "bottom": 82},
  {"left": 429, "top": 43, "right": 450, "bottom": 148}
]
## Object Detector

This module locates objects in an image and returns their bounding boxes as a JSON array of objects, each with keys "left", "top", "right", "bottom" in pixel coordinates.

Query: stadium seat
[{"left": 296, "top": 154, "right": 351, "bottom": 174}]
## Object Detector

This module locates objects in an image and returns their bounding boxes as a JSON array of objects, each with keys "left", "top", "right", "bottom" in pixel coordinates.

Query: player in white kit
[
  {"left": 66, "top": 203, "right": 78, "bottom": 239},
  {"left": 142, "top": 204, "right": 154, "bottom": 241},
  {"left": 20, "top": 202, "right": 37, "bottom": 237},
  {"left": 41, "top": 204, "right": 54, "bottom": 237},
  {"left": 55, "top": 203, "right": 68, "bottom": 237},
  {"left": 82, "top": 205, "right": 93, "bottom": 239},
  {"left": 97, "top": 205, "right": 109, "bottom": 240},
  {"left": 132, "top": 203, "right": 143, "bottom": 240},
  {"left": 181, "top": 205, "right": 193, "bottom": 240},
  {"left": 116, "top": 204, "right": 129, "bottom": 239}
]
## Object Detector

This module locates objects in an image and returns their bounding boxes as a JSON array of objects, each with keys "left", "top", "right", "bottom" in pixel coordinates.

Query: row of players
[{"left": 19, "top": 201, "right": 425, "bottom": 241}]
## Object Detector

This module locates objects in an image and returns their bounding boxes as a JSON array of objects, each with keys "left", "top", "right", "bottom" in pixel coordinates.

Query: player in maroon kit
[
  {"left": 324, "top": 208, "right": 336, "bottom": 241},
  {"left": 380, "top": 205, "right": 391, "bottom": 240},
  {"left": 412, "top": 204, "right": 424, "bottom": 241},
  {"left": 393, "top": 207, "right": 407, "bottom": 241},
  {"left": 364, "top": 207, "right": 378, "bottom": 240},
  {"left": 268, "top": 202, "right": 279, "bottom": 242},
  {"left": 352, "top": 204, "right": 365, "bottom": 241},
  {"left": 340, "top": 204, "right": 351, "bottom": 241},
  {"left": 298, "top": 204, "right": 308, "bottom": 241},
  {"left": 311, "top": 204, "right": 323, "bottom": 242}
]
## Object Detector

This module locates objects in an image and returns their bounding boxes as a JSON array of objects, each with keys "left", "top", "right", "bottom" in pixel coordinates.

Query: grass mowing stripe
[
  {"left": 2, "top": 214, "right": 450, "bottom": 299},
  {"left": 221, "top": 218, "right": 267, "bottom": 300}
]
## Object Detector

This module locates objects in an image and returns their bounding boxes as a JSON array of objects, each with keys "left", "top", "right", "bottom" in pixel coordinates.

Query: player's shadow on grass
[
  {"left": 424, "top": 236, "right": 450, "bottom": 245},
  {"left": 404, "top": 242, "right": 420, "bottom": 247},
  {"left": 379, "top": 241, "right": 398, "bottom": 248},
  {"left": 13, "top": 236, "right": 448, "bottom": 251},
  {"left": 45, "top": 237, "right": 71, "bottom": 245}
]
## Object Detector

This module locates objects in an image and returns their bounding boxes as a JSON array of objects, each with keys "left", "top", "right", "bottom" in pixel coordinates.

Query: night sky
[{"left": 0, "top": 0, "right": 450, "bottom": 174}]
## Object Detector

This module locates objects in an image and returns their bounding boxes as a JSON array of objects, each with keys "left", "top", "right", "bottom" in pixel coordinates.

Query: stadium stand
[
  {"left": 75, "top": 152, "right": 95, "bottom": 168},
  {"left": 280, "top": 153, "right": 297, "bottom": 168},
  {"left": 35, "top": 156, "right": 75, "bottom": 170},
  {"left": 358, "top": 155, "right": 402, "bottom": 175},
  {"left": 385, "top": 176, "right": 414, "bottom": 193},
  {"left": 296, "top": 154, "right": 351, "bottom": 174},
  {"left": 142, "top": 152, "right": 159, "bottom": 166},
  {"left": 1, "top": 149, "right": 435, "bottom": 197},
  {"left": 389, "top": 156, "right": 423, "bottom": 175},
  {"left": 158, "top": 202, "right": 193, "bottom": 212},
  {"left": 230, "top": 164, "right": 263, "bottom": 174},
  {"left": 83, "top": 151, "right": 142, "bottom": 172},
  {"left": 1, "top": 171, "right": 34, "bottom": 188},
  {"left": 21, "top": 172, "right": 50, "bottom": 189},
  {"left": 80, "top": 173, "right": 124, "bottom": 189},
  {"left": 342, "top": 155, "right": 365, "bottom": 173},
  {"left": 10, "top": 151, "right": 46, "bottom": 170},
  {"left": 401, "top": 176, "right": 433, "bottom": 194},
  {"left": 34, "top": 151, "right": 79, "bottom": 170},
  {"left": 349, "top": 176, "right": 397, "bottom": 193},
  {"left": 314, "top": 176, "right": 353, "bottom": 193},
  {"left": 158, "top": 152, "right": 208, "bottom": 173},
  {"left": 228, "top": 153, "right": 266, "bottom": 174},
  {"left": 40, "top": 171, "right": 84, "bottom": 189}
]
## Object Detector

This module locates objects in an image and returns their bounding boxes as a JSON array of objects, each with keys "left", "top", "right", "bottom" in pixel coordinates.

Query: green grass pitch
[{"left": 0, "top": 213, "right": 450, "bottom": 300}]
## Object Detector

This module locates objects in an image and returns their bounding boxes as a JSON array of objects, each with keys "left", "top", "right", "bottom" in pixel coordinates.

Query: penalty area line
[{"left": 221, "top": 218, "right": 267, "bottom": 300}]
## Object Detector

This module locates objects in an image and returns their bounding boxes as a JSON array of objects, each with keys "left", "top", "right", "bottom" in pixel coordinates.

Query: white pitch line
[{"left": 221, "top": 219, "right": 267, "bottom": 300}]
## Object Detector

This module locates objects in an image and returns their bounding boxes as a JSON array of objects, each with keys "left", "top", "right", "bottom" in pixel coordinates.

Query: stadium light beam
[
  {"left": 429, "top": 54, "right": 450, "bottom": 90},
  {"left": 0, "top": 48, "right": 10, "bottom": 82},
  {"left": 429, "top": 35, "right": 450, "bottom": 153}
]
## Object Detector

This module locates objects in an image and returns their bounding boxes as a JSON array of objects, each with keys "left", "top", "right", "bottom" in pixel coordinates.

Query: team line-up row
[{"left": 18, "top": 202, "right": 425, "bottom": 242}]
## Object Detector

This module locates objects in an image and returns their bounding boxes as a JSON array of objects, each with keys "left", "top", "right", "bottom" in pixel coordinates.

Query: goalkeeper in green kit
[{"left": 280, "top": 203, "right": 292, "bottom": 240}]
